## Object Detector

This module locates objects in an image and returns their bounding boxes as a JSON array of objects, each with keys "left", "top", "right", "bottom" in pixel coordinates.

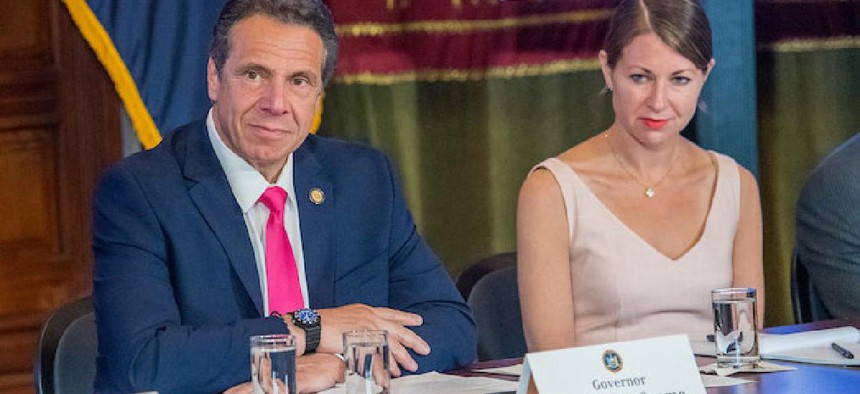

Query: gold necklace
[{"left": 604, "top": 132, "right": 679, "bottom": 198}]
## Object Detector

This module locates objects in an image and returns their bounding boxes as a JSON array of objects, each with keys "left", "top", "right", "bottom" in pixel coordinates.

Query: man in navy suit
[{"left": 91, "top": 1, "right": 476, "bottom": 393}]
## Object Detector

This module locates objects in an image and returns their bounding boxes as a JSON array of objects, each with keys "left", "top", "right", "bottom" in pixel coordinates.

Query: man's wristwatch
[{"left": 292, "top": 308, "right": 321, "bottom": 353}]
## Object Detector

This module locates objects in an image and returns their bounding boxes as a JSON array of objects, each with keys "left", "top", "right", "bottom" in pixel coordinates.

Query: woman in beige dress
[{"left": 517, "top": 0, "right": 764, "bottom": 352}]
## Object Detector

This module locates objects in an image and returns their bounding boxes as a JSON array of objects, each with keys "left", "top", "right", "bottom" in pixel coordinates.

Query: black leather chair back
[
  {"left": 456, "top": 252, "right": 517, "bottom": 301},
  {"left": 34, "top": 297, "right": 97, "bottom": 394},
  {"left": 791, "top": 250, "right": 832, "bottom": 323},
  {"left": 468, "top": 266, "right": 527, "bottom": 361}
]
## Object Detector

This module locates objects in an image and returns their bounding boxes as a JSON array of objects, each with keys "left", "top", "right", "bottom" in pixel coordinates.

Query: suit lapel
[
  {"left": 294, "top": 136, "right": 336, "bottom": 308},
  {"left": 177, "top": 124, "right": 264, "bottom": 315}
]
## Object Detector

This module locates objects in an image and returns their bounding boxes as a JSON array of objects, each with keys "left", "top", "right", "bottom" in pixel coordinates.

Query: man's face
[{"left": 208, "top": 14, "right": 324, "bottom": 179}]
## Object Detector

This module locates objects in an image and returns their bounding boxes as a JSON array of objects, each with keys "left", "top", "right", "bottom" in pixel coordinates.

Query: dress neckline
[{"left": 554, "top": 152, "right": 721, "bottom": 263}]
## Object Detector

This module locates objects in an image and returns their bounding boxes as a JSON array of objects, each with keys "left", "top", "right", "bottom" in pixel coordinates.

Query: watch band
[{"left": 303, "top": 324, "right": 321, "bottom": 353}]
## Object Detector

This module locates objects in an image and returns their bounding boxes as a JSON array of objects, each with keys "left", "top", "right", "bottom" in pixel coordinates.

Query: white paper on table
[
  {"left": 474, "top": 364, "right": 523, "bottom": 376},
  {"left": 688, "top": 333, "right": 717, "bottom": 356},
  {"left": 699, "top": 360, "right": 796, "bottom": 377},
  {"left": 700, "top": 374, "right": 753, "bottom": 388},
  {"left": 689, "top": 327, "right": 860, "bottom": 366},
  {"left": 317, "top": 372, "right": 517, "bottom": 394},
  {"left": 760, "top": 327, "right": 860, "bottom": 366}
]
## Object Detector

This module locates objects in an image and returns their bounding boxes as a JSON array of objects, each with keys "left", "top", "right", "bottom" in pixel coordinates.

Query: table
[{"left": 450, "top": 319, "right": 860, "bottom": 393}]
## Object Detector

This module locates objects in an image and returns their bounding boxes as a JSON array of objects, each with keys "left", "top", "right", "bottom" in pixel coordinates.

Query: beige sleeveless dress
[{"left": 533, "top": 152, "right": 739, "bottom": 346}]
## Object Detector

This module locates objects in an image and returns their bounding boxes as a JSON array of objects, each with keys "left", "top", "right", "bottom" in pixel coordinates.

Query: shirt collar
[{"left": 206, "top": 108, "right": 293, "bottom": 212}]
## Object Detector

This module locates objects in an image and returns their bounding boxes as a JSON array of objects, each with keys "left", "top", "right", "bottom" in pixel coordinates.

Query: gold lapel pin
[{"left": 309, "top": 188, "right": 325, "bottom": 205}]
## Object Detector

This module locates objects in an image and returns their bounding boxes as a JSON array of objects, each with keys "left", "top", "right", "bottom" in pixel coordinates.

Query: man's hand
[
  {"left": 223, "top": 381, "right": 254, "bottom": 394},
  {"left": 317, "top": 304, "right": 431, "bottom": 376},
  {"left": 279, "top": 314, "right": 306, "bottom": 356},
  {"left": 222, "top": 354, "right": 344, "bottom": 394},
  {"left": 297, "top": 353, "right": 344, "bottom": 393}
]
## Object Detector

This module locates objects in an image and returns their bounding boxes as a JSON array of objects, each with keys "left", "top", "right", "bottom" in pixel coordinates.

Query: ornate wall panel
[{"left": 0, "top": 1, "right": 121, "bottom": 392}]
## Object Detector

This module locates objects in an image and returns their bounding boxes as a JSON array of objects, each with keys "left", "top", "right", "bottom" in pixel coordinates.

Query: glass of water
[
  {"left": 250, "top": 334, "right": 296, "bottom": 394},
  {"left": 343, "top": 330, "right": 390, "bottom": 394},
  {"left": 712, "top": 287, "right": 760, "bottom": 368}
]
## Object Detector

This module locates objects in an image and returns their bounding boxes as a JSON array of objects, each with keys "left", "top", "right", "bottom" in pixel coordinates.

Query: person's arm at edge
[
  {"left": 730, "top": 166, "right": 765, "bottom": 328},
  {"left": 796, "top": 139, "right": 860, "bottom": 319},
  {"left": 517, "top": 168, "right": 577, "bottom": 351}
]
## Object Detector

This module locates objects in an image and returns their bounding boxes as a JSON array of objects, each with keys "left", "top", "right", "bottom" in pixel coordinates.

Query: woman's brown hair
[{"left": 603, "top": 0, "right": 712, "bottom": 72}]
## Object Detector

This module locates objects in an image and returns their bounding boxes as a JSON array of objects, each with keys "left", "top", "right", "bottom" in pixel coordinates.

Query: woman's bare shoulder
[
  {"left": 557, "top": 133, "right": 606, "bottom": 169},
  {"left": 521, "top": 166, "right": 561, "bottom": 204}
]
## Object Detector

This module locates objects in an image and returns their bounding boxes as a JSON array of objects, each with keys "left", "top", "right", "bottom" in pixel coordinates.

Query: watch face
[{"left": 294, "top": 309, "right": 319, "bottom": 326}]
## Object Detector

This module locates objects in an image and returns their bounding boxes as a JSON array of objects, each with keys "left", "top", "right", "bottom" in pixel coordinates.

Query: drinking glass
[
  {"left": 250, "top": 334, "right": 296, "bottom": 394},
  {"left": 343, "top": 330, "right": 390, "bottom": 394},
  {"left": 712, "top": 287, "right": 760, "bottom": 368}
]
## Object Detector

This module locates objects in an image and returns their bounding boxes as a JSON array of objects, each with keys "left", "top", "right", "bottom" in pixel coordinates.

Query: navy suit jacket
[{"left": 92, "top": 121, "right": 476, "bottom": 393}]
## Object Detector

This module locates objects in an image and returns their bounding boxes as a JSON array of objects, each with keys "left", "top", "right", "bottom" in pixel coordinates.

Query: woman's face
[{"left": 600, "top": 33, "right": 713, "bottom": 146}]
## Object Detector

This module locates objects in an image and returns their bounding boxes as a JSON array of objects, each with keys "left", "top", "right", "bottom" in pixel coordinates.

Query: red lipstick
[{"left": 642, "top": 118, "right": 668, "bottom": 130}]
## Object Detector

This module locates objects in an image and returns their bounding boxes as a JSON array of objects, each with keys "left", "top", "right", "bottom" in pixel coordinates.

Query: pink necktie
[{"left": 258, "top": 186, "right": 304, "bottom": 314}]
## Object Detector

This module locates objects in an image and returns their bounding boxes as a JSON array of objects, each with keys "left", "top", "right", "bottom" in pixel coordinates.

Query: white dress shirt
[{"left": 206, "top": 109, "right": 309, "bottom": 314}]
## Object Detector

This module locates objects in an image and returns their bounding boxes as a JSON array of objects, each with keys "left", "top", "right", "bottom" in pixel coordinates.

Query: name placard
[{"left": 517, "top": 334, "right": 705, "bottom": 394}]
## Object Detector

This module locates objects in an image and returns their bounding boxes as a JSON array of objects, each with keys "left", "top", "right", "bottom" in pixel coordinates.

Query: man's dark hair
[{"left": 210, "top": 0, "right": 339, "bottom": 86}]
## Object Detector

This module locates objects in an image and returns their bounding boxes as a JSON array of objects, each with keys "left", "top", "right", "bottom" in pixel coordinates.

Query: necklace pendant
[{"left": 644, "top": 188, "right": 656, "bottom": 198}]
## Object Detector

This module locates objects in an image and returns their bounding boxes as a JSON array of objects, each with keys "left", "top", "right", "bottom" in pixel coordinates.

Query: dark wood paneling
[
  {"left": 0, "top": 1, "right": 48, "bottom": 49},
  {"left": 0, "top": 1, "right": 122, "bottom": 392},
  {"left": 0, "top": 129, "right": 57, "bottom": 247}
]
